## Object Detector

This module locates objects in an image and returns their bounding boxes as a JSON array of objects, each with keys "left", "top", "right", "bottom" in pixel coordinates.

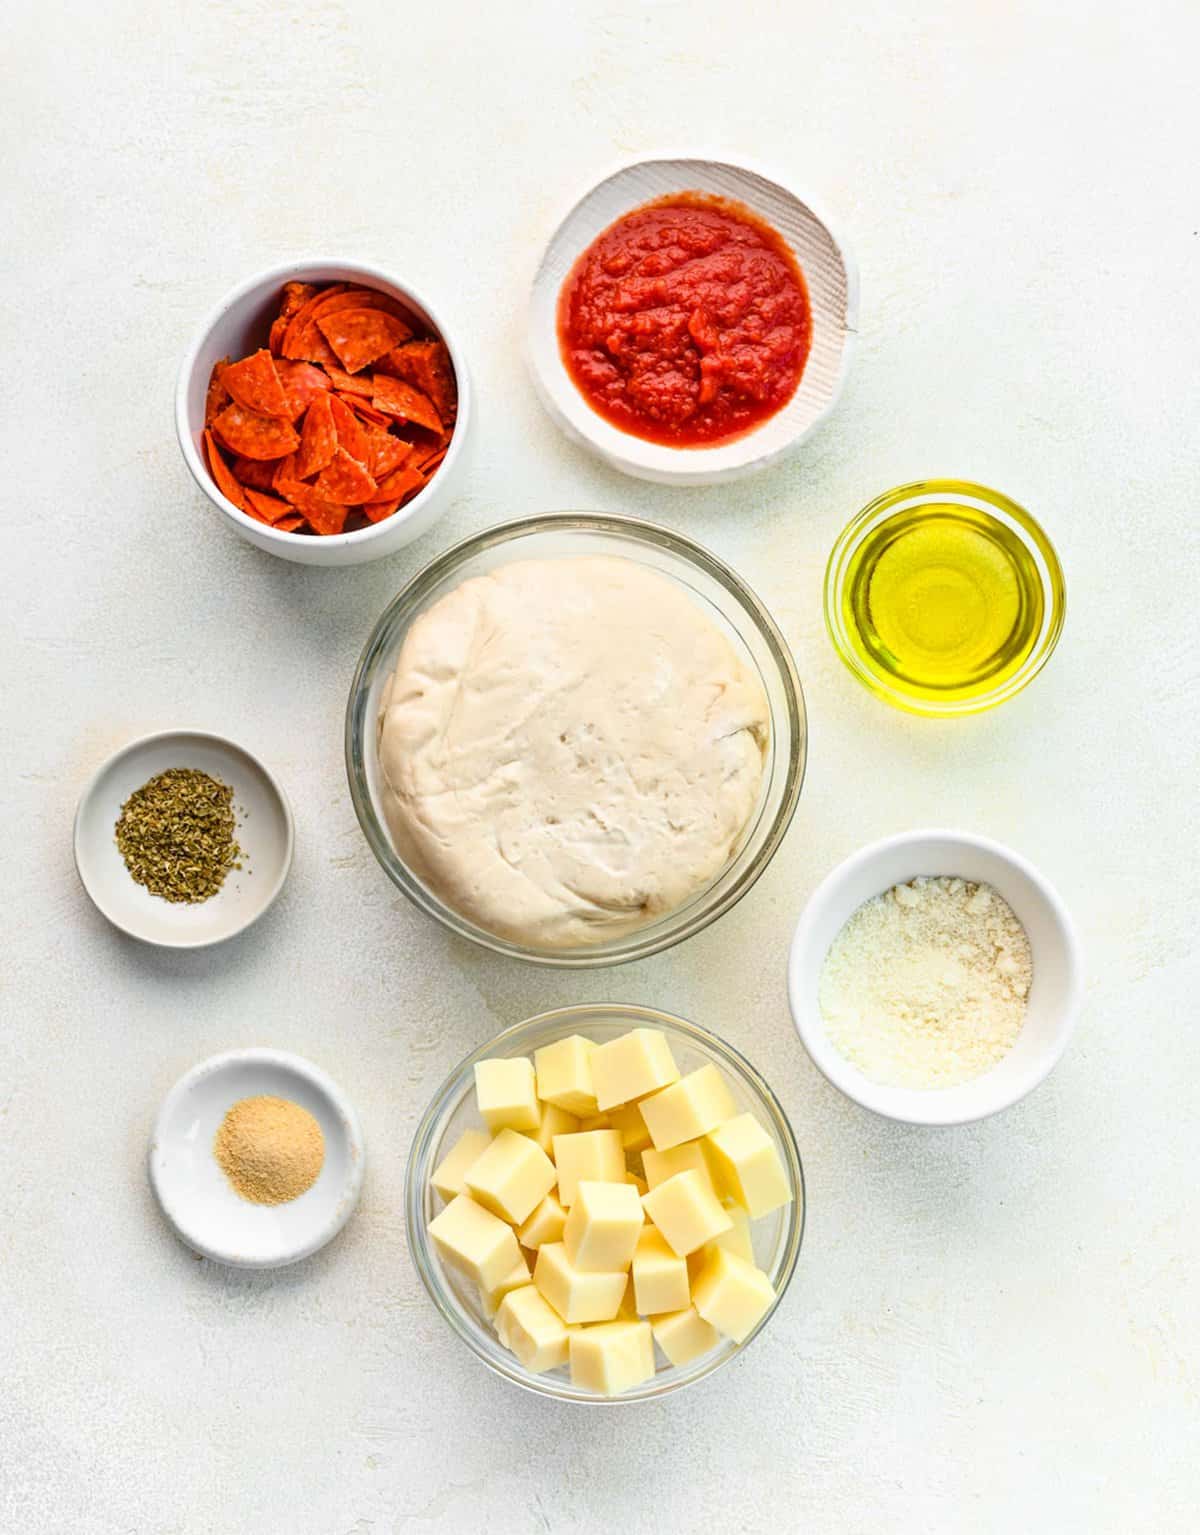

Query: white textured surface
[{"left": 3, "top": 1, "right": 1197, "bottom": 1530}]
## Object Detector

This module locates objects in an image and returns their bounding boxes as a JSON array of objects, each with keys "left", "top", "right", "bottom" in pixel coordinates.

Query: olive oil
[{"left": 840, "top": 503, "right": 1045, "bottom": 704}]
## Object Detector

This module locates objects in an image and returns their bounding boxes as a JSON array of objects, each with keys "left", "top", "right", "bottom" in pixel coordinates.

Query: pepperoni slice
[
  {"left": 377, "top": 339, "right": 457, "bottom": 420},
  {"left": 371, "top": 375, "right": 443, "bottom": 433},
  {"left": 231, "top": 455, "right": 283, "bottom": 491},
  {"left": 362, "top": 496, "right": 404, "bottom": 523},
  {"left": 272, "top": 475, "right": 350, "bottom": 534},
  {"left": 243, "top": 488, "right": 296, "bottom": 525},
  {"left": 202, "top": 429, "right": 247, "bottom": 512},
  {"left": 362, "top": 427, "right": 412, "bottom": 481},
  {"left": 323, "top": 366, "right": 374, "bottom": 397},
  {"left": 370, "top": 464, "right": 425, "bottom": 504},
  {"left": 340, "top": 395, "right": 392, "bottom": 427},
  {"left": 279, "top": 280, "right": 319, "bottom": 321},
  {"left": 272, "top": 452, "right": 301, "bottom": 491},
  {"left": 328, "top": 394, "right": 369, "bottom": 465},
  {"left": 205, "top": 361, "right": 232, "bottom": 427},
  {"left": 280, "top": 284, "right": 350, "bottom": 366},
  {"left": 294, "top": 393, "right": 337, "bottom": 479},
  {"left": 309, "top": 287, "right": 416, "bottom": 331},
  {"left": 303, "top": 500, "right": 349, "bottom": 536},
  {"left": 317, "top": 309, "right": 410, "bottom": 374},
  {"left": 274, "top": 359, "right": 330, "bottom": 420},
  {"left": 212, "top": 402, "right": 300, "bottom": 460},
  {"left": 221, "top": 349, "right": 290, "bottom": 418},
  {"left": 313, "top": 447, "right": 378, "bottom": 505}
]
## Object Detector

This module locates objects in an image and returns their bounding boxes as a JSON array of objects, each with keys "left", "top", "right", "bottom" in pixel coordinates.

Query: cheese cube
[
  {"left": 590, "top": 1029, "right": 680, "bottom": 1110},
  {"left": 569, "top": 1320, "right": 655, "bottom": 1395},
  {"left": 495, "top": 1286, "right": 571, "bottom": 1372},
  {"left": 533, "top": 1035, "right": 598, "bottom": 1116},
  {"left": 704, "top": 1113, "right": 792, "bottom": 1218},
  {"left": 523, "top": 1100, "right": 580, "bottom": 1160},
  {"left": 689, "top": 1203, "right": 756, "bottom": 1283},
  {"left": 533, "top": 1242, "right": 627, "bottom": 1324},
  {"left": 474, "top": 1057, "right": 540, "bottom": 1133},
  {"left": 477, "top": 1253, "right": 532, "bottom": 1319},
  {"left": 642, "top": 1140, "right": 717, "bottom": 1195},
  {"left": 552, "top": 1129, "right": 625, "bottom": 1206},
  {"left": 562, "top": 1180, "right": 644, "bottom": 1272},
  {"left": 631, "top": 1225, "right": 690, "bottom": 1316},
  {"left": 691, "top": 1248, "right": 775, "bottom": 1343},
  {"left": 651, "top": 1306, "right": 720, "bottom": 1367},
  {"left": 710, "top": 1203, "right": 755, "bottom": 1264},
  {"left": 517, "top": 1192, "right": 568, "bottom": 1251},
  {"left": 428, "top": 1194, "right": 522, "bottom": 1293},
  {"left": 607, "top": 1100, "right": 652, "bottom": 1154},
  {"left": 431, "top": 1129, "right": 491, "bottom": 1202},
  {"left": 640, "top": 1170, "right": 732, "bottom": 1258},
  {"left": 463, "top": 1129, "right": 556, "bottom": 1225},
  {"left": 639, "top": 1064, "right": 737, "bottom": 1151},
  {"left": 625, "top": 1170, "right": 648, "bottom": 1198}
]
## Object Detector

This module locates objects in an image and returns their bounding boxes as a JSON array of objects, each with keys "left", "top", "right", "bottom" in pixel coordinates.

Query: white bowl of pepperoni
[
  {"left": 177, "top": 259, "right": 470, "bottom": 565},
  {"left": 529, "top": 156, "right": 857, "bottom": 486}
]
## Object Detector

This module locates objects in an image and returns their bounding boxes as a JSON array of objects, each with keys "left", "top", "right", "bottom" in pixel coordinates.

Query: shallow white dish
[
  {"left": 74, "top": 729, "right": 293, "bottom": 949},
  {"left": 176, "top": 257, "right": 471, "bottom": 566},
  {"left": 528, "top": 154, "right": 857, "bottom": 485},
  {"left": 149, "top": 1048, "right": 365, "bottom": 1268},
  {"left": 788, "top": 829, "right": 1083, "bottom": 1126}
]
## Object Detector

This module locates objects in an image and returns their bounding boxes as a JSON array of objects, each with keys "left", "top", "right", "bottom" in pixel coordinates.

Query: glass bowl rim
[
  {"left": 345, "top": 510, "right": 807, "bottom": 966},
  {"left": 823, "top": 478, "right": 1067, "bottom": 718},
  {"left": 404, "top": 1002, "right": 807, "bottom": 1404}
]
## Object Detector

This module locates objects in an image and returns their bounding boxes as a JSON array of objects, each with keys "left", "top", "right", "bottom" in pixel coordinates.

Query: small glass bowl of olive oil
[{"left": 825, "top": 480, "right": 1065, "bottom": 716}]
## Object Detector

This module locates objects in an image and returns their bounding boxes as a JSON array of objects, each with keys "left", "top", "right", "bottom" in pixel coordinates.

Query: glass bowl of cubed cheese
[{"left": 406, "top": 1003, "right": 805, "bottom": 1402}]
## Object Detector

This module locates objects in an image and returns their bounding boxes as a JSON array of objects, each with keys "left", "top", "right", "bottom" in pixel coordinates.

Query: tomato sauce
[{"left": 557, "top": 194, "right": 812, "bottom": 448}]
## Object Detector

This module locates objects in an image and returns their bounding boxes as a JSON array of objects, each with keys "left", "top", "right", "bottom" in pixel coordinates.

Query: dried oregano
[{"left": 114, "top": 768, "right": 244, "bottom": 903}]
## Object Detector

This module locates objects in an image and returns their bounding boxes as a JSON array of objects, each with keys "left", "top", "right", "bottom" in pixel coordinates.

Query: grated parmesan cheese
[{"left": 818, "top": 877, "right": 1032, "bottom": 1090}]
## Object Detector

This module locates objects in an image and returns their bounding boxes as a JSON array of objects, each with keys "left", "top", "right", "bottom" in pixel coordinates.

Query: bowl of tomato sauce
[{"left": 529, "top": 156, "right": 857, "bottom": 486}]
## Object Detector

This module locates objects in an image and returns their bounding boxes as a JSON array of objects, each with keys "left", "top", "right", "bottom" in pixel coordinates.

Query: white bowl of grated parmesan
[{"left": 788, "top": 829, "right": 1082, "bottom": 1126}]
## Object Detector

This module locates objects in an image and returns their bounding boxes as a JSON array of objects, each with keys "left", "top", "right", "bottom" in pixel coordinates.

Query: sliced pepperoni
[
  {"left": 221, "top": 349, "right": 290, "bottom": 418},
  {"left": 294, "top": 392, "right": 337, "bottom": 479},
  {"left": 313, "top": 447, "right": 378, "bottom": 504},
  {"left": 377, "top": 339, "right": 457, "bottom": 420},
  {"left": 202, "top": 429, "right": 247, "bottom": 512},
  {"left": 212, "top": 401, "right": 300, "bottom": 460},
  {"left": 316, "top": 309, "right": 410, "bottom": 374},
  {"left": 205, "top": 361, "right": 232, "bottom": 427},
  {"left": 328, "top": 394, "right": 369, "bottom": 465},
  {"left": 371, "top": 374, "right": 443, "bottom": 433},
  {"left": 274, "top": 359, "right": 331, "bottom": 420}
]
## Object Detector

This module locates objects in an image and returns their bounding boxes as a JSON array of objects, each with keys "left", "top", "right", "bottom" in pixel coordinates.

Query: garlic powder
[{"left": 818, "top": 877, "right": 1032, "bottom": 1089}]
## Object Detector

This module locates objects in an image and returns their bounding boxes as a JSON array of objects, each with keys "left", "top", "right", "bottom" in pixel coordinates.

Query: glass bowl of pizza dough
[{"left": 345, "top": 511, "right": 806, "bottom": 967}]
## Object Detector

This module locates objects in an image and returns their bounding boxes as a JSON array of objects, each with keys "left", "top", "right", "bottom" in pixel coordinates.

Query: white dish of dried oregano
[{"left": 73, "top": 728, "right": 294, "bottom": 949}]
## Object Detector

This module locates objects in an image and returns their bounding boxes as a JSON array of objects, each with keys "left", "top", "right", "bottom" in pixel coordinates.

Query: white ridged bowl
[{"left": 528, "top": 155, "right": 857, "bottom": 485}]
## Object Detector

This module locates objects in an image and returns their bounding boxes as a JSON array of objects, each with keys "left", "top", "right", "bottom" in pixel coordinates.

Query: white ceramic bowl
[
  {"left": 176, "top": 258, "right": 471, "bottom": 566},
  {"left": 528, "top": 155, "right": 857, "bottom": 485},
  {"left": 149, "top": 1048, "right": 365, "bottom": 1268},
  {"left": 788, "top": 830, "right": 1083, "bottom": 1126},
  {"left": 73, "top": 729, "right": 293, "bottom": 948}
]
